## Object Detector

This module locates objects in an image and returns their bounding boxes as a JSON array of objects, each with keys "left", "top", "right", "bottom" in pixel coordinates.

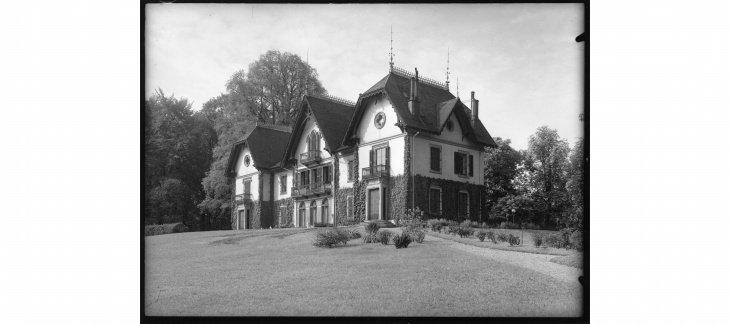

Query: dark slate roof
[
  {"left": 226, "top": 125, "right": 292, "bottom": 175},
  {"left": 306, "top": 95, "right": 355, "bottom": 151},
  {"left": 282, "top": 95, "right": 355, "bottom": 164},
  {"left": 347, "top": 69, "right": 498, "bottom": 148}
]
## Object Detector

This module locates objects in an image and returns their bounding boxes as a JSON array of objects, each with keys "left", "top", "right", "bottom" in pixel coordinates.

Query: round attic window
[
  {"left": 244, "top": 155, "right": 251, "bottom": 167},
  {"left": 374, "top": 112, "right": 386, "bottom": 129},
  {"left": 446, "top": 119, "right": 454, "bottom": 132}
]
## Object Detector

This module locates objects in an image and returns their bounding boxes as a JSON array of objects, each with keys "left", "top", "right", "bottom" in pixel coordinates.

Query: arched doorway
[
  {"left": 298, "top": 202, "right": 306, "bottom": 228},
  {"left": 310, "top": 200, "right": 317, "bottom": 226},
  {"left": 321, "top": 198, "right": 329, "bottom": 224}
]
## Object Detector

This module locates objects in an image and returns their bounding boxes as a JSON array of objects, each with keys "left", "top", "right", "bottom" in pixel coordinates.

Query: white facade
[{"left": 412, "top": 114, "right": 484, "bottom": 183}]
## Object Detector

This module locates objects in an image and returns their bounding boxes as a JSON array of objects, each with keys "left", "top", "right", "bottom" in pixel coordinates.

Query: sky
[{"left": 146, "top": 3, "right": 584, "bottom": 150}]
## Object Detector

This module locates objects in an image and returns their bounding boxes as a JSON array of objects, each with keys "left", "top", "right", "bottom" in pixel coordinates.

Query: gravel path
[{"left": 427, "top": 233, "right": 583, "bottom": 284}]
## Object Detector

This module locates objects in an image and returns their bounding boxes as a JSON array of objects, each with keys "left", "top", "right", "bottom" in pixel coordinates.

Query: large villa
[{"left": 225, "top": 65, "right": 497, "bottom": 230}]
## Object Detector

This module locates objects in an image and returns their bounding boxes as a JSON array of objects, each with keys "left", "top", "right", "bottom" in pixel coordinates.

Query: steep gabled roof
[
  {"left": 282, "top": 94, "right": 355, "bottom": 164},
  {"left": 226, "top": 124, "right": 292, "bottom": 176},
  {"left": 307, "top": 95, "right": 355, "bottom": 151},
  {"left": 343, "top": 68, "right": 498, "bottom": 148}
]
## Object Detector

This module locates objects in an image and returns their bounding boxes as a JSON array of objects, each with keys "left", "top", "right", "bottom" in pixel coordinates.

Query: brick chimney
[
  {"left": 409, "top": 73, "right": 420, "bottom": 116},
  {"left": 470, "top": 91, "right": 479, "bottom": 121}
]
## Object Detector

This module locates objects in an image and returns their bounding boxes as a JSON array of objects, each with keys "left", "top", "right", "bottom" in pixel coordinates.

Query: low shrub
[
  {"left": 392, "top": 234, "right": 412, "bottom": 249},
  {"left": 365, "top": 222, "right": 381, "bottom": 234},
  {"left": 427, "top": 219, "right": 448, "bottom": 231},
  {"left": 312, "top": 228, "right": 350, "bottom": 248},
  {"left": 347, "top": 230, "right": 362, "bottom": 239},
  {"left": 476, "top": 230, "right": 487, "bottom": 242},
  {"left": 362, "top": 233, "right": 380, "bottom": 243},
  {"left": 434, "top": 224, "right": 443, "bottom": 232},
  {"left": 405, "top": 228, "right": 425, "bottom": 243},
  {"left": 457, "top": 227, "right": 474, "bottom": 238},
  {"left": 544, "top": 233, "right": 567, "bottom": 249},
  {"left": 531, "top": 232, "right": 544, "bottom": 247},
  {"left": 448, "top": 223, "right": 459, "bottom": 236},
  {"left": 480, "top": 222, "right": 489, "bottom": 229},
  {"left": 559, "top": 228, "right": 573, "bottom": 249},
  {"left": 313, "top": 222, "right": 335, "bottom": 227},
  {"left": 496, "top": 232, "right": 510, "bottom": 243},
  {"left": 378, "top": 230, "right": 393, "bottom": 245},
  {"left": 507, "top": 234, "right": 520, "bottom": 246},
  {"left": 144, "top": 223, "right": 189, "bottom": 236},
  {"left": 523, "top": 222, "right": 540, "bottom": 230},
  {"left": 570, "top": 230, "right": 583, "bottom": 252},
  {"left": 486, "top": 231, "right": 497, "bottom": 244},
  {"left": 499, "top": 222, "right": 520, "bottom": 230}
]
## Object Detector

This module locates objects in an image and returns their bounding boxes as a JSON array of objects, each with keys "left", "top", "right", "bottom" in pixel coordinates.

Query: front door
[
  {"left": 238, "top": 210, "right": 244, "bottom": 230},
  {"left": 368, "top": 188, "right": 380, "bottom": 221},
  {"left": 245, "top": 209, "right": 251, "bottom": 229}
]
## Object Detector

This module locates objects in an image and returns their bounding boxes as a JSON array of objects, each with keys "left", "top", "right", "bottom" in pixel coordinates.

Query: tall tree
[
  {"left": 525, "top": 126, "right": 571, "bottom": 228},
  {"left": 566, "top": 114, "right": 585, "bottom": 229},
  {"left": 198, "top": 50, "right": 327, "bottom": 229},
  {"left": 145, "top": 88, "right": 215, "bottom": 228},
  {"left": 483, "top": 137, "right": 522, "bottom": 214},
  {"left": 240, "top": 50, "right": 325, "bottom": 126}
]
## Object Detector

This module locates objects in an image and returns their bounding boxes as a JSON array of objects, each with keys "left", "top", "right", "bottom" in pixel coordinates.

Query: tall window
[
  {"left": 458, "top": 191, "right": 469, "bottom": 216},
  {"left": 280, "top": 176, "right": 287, "bottom": 194},
  {"left": 321, "top": 199, "right": 329, "bottom": 224},
  {"left": 299, "top": 171, "right": 309, "bottom": 186},
  {"left": 244, "top": 180, "right": 251, "bottom": 194},
  {"left": 454, "top": 152, "right": 473, "bottom": 177},
  {"left": 347, "top": 160, "right": 354, "bottom": 182},
  {"left": 298, "top": 202, "right": 306, "bottom": 227},
  {"left": 307, "top": 131, "right": 320, "bottom": 152},
  {"left": 430, "top": 145, "right": 441, "bottom": 172},
  {"left": 312, "top": 168, "right": 319, "bottom": 185},
  {"left": 323, "top": 165, "right": 331, "bottom": 183},
  {"left": 429, "top": 187, "right": 441, "bottom": 214},
  {"left": 370, "top": 144, "right": 389, "bottom": 172},
  {"left": 310, "top": 200, "right": 317, "bottom": 225}
]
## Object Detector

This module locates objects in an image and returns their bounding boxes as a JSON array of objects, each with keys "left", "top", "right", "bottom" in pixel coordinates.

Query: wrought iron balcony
[
  {"left": 362, "top": 165, "right": 389, "bottom": 180},
  {"left": 234, "top": 193, "right": 252, "bottom": 203},
  {"left": 291, "top": 182, "right": 332, "bottom": 198},
  {"left": 299, "top": 151, "right": 322, "bottom": 165}
]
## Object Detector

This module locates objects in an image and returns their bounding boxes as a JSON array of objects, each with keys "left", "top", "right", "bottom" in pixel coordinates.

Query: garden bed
[{"left": 426, "top": 229, "right": 573, "bottom": 256}]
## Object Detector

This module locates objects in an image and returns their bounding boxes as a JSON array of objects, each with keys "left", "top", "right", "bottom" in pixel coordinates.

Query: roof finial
[
  {"left": 305, "top": 49, "right": 309, "bottom": 96},
  {"left": 389, "top": 25, "right": 394, "bottom": 71},
  {"left": 457, "top": 78, "right": 459, "bottom": 98},
  {"left": 445, "top": 48, "right": 450, "bottom": 91}
]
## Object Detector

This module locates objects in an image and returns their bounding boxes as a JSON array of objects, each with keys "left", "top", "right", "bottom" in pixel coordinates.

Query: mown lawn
[{"left": 145, "top": 227, "right": 582, "bottom": 316}]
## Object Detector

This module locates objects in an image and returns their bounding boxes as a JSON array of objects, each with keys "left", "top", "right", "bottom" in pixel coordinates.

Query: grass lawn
[{"left": 145, "top": 226, "right": 582, "bottom": 316}]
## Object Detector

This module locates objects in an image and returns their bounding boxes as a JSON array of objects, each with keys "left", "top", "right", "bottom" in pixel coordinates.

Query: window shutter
[
  {"left": 454, "top": 152, "right": 460, "bottom": 174},
  {"left": 468, "top": 154, "right": 474, "bottom": 177},
  {"left": 370, "top": 150, "right": 374, "bottom": 168},
  {"left": 385, "top": 146, "right": 390, "bottom": 167},
  {"left": 306, "top": 135, "right": 311, "bottom": 152}
]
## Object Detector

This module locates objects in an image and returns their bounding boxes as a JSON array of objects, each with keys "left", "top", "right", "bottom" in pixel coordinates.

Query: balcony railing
[
  {"left": 299, "top": 151, "right": 322, "bottom": 165},
  {"left": 291, "top": 182, "right": 332, "bottom": 198},
  {"left": 234, "top": 193, "right": 252, "bottom": 203},
  {"left": 362, "top": 165, "right": 389, "bottom": 180}
]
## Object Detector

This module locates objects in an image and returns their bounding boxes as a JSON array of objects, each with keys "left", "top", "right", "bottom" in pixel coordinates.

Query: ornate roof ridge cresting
[
  {"left": 391, "top": 66, "right": 448, "bottom": 90},
  {"left": 311, "top": 93, "right": 356, "bottom": 107}
]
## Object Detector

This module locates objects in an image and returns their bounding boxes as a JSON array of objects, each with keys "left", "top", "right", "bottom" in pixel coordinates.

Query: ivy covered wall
[
  {"left": 387, "top": 175, "right": 408, "bottom": 224},
  {"left": 335, "top": 187, "right": 354, "bottom": 225},
  {"left": 413, "top": 174, "right": 485, "bottom": 222},
  {"left": 273, "top": 197, "right": 294, "bottom": 227}
]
